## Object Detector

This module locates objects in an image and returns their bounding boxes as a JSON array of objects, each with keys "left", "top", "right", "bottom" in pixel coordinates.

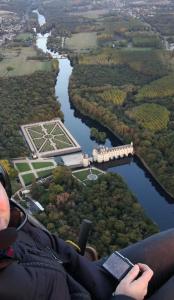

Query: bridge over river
[{"left": 92, "top": 143, "right": 134, "bottom": 163}]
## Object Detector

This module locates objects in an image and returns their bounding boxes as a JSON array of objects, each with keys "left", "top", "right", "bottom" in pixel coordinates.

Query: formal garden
[{"left": 21, "top": 120, "right": 80, "bottom": 157}]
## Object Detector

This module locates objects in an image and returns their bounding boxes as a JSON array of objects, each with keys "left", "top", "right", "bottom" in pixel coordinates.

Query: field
[
  {"left": 15, "top": 162, "right": 31, "bottom": 172},
  {"left": 72, "top": 167, "right": 105, "bottom": 183},
  {"left": 31, "top": 161, "right": 54, "bottom": 169},
  {"left": 14, "top": 158, "right": 56, "bottom": 186},
  {"left": 132, "top": 36, "right": 162, "bottom": 48},
  {"left": 15, "top": 33, "right": 33, "bottom": 42},
  {"left": 99, "top": 88, "right": 126, "bottom": 106},
  {"left": 126, "top": 104, "right": 170, "bottom": 132},
  {"left": 21, "top": 173, "right": 35, "bottom": 186},
  {"left": 0, "top": 47, "right": 51, "bottom": 77},
  {"left": 79, "top": 48, "right": 167, "bottom": 77},
  {"left": 65, "top": 32, "right": 97, "bottom": 53},
  {"left": 37, "top": 169, "right": 52, "bottom": 178},
  {"left": 136, "top": 74, "right": 174, "bottom": 101}
]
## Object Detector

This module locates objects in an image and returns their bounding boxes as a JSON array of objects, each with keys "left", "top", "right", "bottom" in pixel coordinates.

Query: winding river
[{"left": 34, "top": 10, "right": 174, "bottom": 231}]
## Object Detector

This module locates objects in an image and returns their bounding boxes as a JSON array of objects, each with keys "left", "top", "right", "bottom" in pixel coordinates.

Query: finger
[
  {"left": 123, "top": 264, "right": 140, "bottom": 283},
  {"left": 138, "top": 263, "right": 153, "bottom": 273},
  {"left": 138, "top": 263, "right": 154, "bottom": 277},
  {"left": 137, "top": 263, "right": 154, "bottom": 283}
]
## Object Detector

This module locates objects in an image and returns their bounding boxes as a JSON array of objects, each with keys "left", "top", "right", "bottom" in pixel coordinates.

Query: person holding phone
[{"left": 113, "top": 263, "right": 153, "bottom": 299}]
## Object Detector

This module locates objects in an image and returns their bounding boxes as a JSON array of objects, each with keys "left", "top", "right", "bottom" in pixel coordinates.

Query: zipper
[{"left": 46, "top": 247, "right": 63, "bottom": 264}]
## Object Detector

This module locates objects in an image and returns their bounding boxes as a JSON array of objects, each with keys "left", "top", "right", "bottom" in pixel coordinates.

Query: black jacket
[{"left": 0, "top": 220, "right": 135, "bottom": 300}]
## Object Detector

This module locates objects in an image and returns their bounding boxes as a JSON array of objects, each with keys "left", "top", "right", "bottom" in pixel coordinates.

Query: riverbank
[
  {"left": 34, "top": 9, "right": 174, "bottom": 230},
  {"left": 68, "top": 44, "right": 174, "bottom": 199},
  {"left": 136, "top": 154, "right": 174, "bottom": 201},
  {"left": 69, "top": 87, "right": 174, "bottom": 202}
]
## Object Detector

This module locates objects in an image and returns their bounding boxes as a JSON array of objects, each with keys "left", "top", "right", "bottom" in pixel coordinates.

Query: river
[{"left": 34, "top": 10, "right": 174, "bottom": 231}]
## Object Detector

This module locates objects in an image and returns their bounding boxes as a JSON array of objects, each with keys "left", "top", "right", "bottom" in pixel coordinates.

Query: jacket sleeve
[
  {"left": 23, "top": 222, "right": 117, "bottom": 300},
  {"left": 51, "top": 234, "right": 117, "bottom": 300}
]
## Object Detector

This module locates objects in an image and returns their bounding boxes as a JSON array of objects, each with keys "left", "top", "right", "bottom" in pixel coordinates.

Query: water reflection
[{"left": 34, "top": 10, "right": 174, "bottom": 230}]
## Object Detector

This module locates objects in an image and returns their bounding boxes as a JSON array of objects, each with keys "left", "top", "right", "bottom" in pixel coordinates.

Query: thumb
[{"left": 123, "top": 264, "right": 140, "bottom": 283}]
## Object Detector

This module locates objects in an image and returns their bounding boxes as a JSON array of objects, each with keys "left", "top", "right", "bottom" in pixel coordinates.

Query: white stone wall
[{"left": 92, "top": 144, "right": 134, "bottom": 163}]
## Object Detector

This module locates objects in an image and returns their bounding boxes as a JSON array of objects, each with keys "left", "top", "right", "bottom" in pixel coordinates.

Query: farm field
[
  {"left": 0, "top": 47, "right": 51, "bottom": 77},
  {"left": 136, "top": 74, "right": 174, "bottom": 101},
  {"left": 65, "top": 32, "right": 97, "bottom": 52},
  {"left": 99, "top": 88, "right": 126, "bottom": 106},
  {"left": 126, "top": 104, "right": 170, "bottom": 132}
]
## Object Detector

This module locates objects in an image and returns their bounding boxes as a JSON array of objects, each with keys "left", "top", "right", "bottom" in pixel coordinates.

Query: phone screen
[{"left": 103, "top": 252, "right": 134, "bottom": 281}]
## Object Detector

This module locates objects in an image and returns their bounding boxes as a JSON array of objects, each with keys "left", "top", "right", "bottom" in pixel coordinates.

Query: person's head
[{"left": 0, "top": 183, "right": 10, "bottom": 231}]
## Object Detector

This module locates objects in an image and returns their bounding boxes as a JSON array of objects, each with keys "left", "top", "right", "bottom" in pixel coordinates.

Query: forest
[
  {"left": 72, "top": 64, "right": 151, "bottom": 87},
  {"left": 69, "top": 42, "right": 174, "bottom": 197},
  {"left": 33, "top": 166, "right": 158, "bottom": 256},
  {"left": 0, "top": 71, "right": 63, "bottom": 159},
  {"left": 78, "top": 48, "right": 168, "bottom": 78}
]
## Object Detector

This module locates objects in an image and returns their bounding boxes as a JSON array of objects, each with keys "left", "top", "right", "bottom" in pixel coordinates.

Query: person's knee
[{"left": 148, "top": 275, "right": 174, "bottom": 300}]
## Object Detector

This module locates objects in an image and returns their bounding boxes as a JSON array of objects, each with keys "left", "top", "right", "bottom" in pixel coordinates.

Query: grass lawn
[
  {"left": 22, "top": 173, "right": 36, "bottom": 185},
  {"left": 37, "top": 169, "right": 52, "bottom": 178},
  {"left": 0, "top": 47, "right": 51, "bottom": 77},
  {"left": 15, "top": 162, "right": 31, "bottom": 172},
  {"left": 73, "top": 168, "right": 104, "bottom": 182},
  {"left": 65, "top": 32, "right": 97, "bottom": 53},
  {"left": 32, "top": 161, "right": 54, "bottom": 169}
]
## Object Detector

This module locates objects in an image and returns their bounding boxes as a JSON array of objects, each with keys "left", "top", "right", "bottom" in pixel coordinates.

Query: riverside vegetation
[
  {"left": 32, "top": 166, "right": 158, "bottom": 256},
  {"left": 69, "top": 46, "right": 174, "bottom": 197},
  {"left": 47, "top": 3, "right": 174, "bottom": 198}
]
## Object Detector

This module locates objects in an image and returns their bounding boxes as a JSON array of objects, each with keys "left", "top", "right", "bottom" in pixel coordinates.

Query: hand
[
  {"left": 115, "top": 263, "right": 153, "bottom": 300},
  {"left": 0, "top": 183, "right": 10, "bottom": 230}
]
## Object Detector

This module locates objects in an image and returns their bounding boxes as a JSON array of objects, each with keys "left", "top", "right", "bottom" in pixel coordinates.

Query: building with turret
[{"left": 92, "top": 143, "right": 134, "bottom": 163}]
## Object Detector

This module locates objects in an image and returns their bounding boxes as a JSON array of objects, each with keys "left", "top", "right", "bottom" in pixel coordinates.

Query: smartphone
[{"left": 102, "top": 251, "right": 134, "bottom": 281}]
